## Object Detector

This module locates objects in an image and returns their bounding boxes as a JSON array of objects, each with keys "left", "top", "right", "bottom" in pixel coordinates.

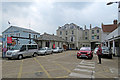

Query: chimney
[
  {"left": 113, "top": 20, "right": 117, "bottom": 24},
  {"left": 90, "top": 24, "right": 92, "bottom": 29},
  {"left": 58, "top": 26, "right": 61, "bottom": 29},
  {"left": 84, "top": 25, "right": 86, "bottom": 30}
]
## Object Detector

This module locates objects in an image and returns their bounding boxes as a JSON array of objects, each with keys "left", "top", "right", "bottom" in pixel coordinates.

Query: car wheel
[
  {"left": 108, "top": 55, "right": 112, "bottom": 59},
  {"left": 33, "top": 53, "right": 37, "bottom": 57},
  {"left": 77, "top": 56, "right": 79, "bottom": 59},
  {"left": 8, "top": 58, "right": 11, "bottom": 60},
  {"left": 18, "top": 55, "right": 23, "bottom": 60}
]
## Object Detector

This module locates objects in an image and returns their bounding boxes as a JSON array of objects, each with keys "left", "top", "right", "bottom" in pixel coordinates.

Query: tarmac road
[{"left": 1, "top": 50, "right": 119, "bottom": 79}]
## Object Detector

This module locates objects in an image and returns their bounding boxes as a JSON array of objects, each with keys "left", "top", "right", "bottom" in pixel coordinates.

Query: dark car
[{"left": 77, "top": 47, "right": 93, "bottom": 59}]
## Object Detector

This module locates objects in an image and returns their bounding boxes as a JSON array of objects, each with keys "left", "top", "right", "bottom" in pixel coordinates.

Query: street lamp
[
  {"left": 107, "top": 1, "right": 120, "bottom": 6},
  {"left": 107, "top": 1, "right": 120, "bottom": 24}
]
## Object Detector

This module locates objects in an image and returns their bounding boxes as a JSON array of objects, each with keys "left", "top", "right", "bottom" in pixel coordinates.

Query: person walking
[
  {"left": 97, "top": 45, "right": 102, "bottom": 64},
  {"left": 2, "top": 46, "right": 7, "bottom": 58}
]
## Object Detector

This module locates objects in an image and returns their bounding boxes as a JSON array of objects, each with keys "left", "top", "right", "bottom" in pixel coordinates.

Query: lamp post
[{"left": 107, "top": 1, "right": 120, "bottom": 24}]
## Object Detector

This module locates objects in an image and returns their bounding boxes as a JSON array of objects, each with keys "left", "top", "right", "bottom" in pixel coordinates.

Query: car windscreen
[
  {"left": 10, "top": 45, "right": 22, "bottom": 50},
  {"left": 80, "top": 47, "right": 91, "bottom": 51}
]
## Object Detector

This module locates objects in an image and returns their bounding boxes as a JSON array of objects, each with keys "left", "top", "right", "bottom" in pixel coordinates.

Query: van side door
[{"left": 20, "top": 45, "right": 27, "bottom": 57}]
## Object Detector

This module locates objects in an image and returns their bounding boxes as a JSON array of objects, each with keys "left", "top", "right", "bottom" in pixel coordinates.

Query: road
[{"left": 1, "top": 50, "right": 119, "bottom": 79}]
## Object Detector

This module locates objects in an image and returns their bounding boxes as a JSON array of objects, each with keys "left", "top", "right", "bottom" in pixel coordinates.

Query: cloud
[{"left": 1, "top": 1, "right": 117, "bottom": 35}]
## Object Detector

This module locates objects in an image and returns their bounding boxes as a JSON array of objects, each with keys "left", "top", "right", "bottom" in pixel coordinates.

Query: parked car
[
  {"left": 77, "top": 47, "right": 93, "bottom": 59},
  {"left": 38, "top": 47, "right": 53, "bottom": 55},
  {"left": 93, "top": 47, "right": 98, "bottom": 54},
  {"left": 53, "top": 47, "right": 63, "bottom": 53},
  {"left": 101, "top": 46, "right": 112, "bottom": 59},
  {"left": 6, "top": 44, "right": 38, "bottom": 60}
]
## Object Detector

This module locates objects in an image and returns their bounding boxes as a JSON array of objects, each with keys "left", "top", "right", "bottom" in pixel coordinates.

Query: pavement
[{"left": 1, "top": 50, "right": 119, "bottom": 79}]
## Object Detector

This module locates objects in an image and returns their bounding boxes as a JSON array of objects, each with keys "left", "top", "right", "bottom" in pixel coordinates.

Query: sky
[{"left": 0, "top": 0, "right": 118, "bottom": 35}]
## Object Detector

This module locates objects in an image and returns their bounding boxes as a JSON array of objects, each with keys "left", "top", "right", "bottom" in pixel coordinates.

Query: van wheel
[
  {"left": 33, "top": 53, "right": 37, "bottom": 57},
  {"left": 18, "top": 55, "right": 23, "bottom": 60}
]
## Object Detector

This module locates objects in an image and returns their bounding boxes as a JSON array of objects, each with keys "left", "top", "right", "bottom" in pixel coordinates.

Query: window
[
  {"left": 92, "top": 36, "right": 94, "bottom": 40},
  {"left": 71, "top": 37, "right": 73, "bottom": 42},
  {"left": 19, "top": 33, "right": 20, "bottom": 37},
  {"left": 92, "top": 30, "right": 94, "bottom": 34},
  {"left": 27, "top": 45, "right": 37, "bottom": 50},
  {"left": 85, "top": 37, "right": 87, "bottom": 40},
  {"left": 33, "top": 35, "right": 35, "bottom": 39},
  {"left": 85, "top": 32, "right": 87, "bottom": 35},
  {"left": 97, "top": 30, "right": 99, "bottom": 33},
  {"left": 72, "top": 30, "right": 74, "bottom": 34},
  {"left": 20, "top": 45, "right": 26, "bottom": 51},
  {"left": 97, "top": 36, "right": 99, "bottom": 39},
  {"left": 29, "top": 34, "right": 31, "bottom": 38},
  {"left": 36, "top": 35, "right": 37, "bottom": 38},
  {"left": 65, "top": 37, "right": 67, "bottom": 40},
  {"left": 66, "top": 31, "right": 67, "bottom": 35},
  {"left": 60, "top": 31, "right": 62, "bottom": 35}
]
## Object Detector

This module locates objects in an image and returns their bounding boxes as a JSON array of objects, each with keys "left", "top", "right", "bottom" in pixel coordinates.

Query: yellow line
[
  {"left": 55, "top": 63, "right": 71, "bottom": 73},
  {"left": 17, "top": 60, "right": 24, "bottom": 79},
  {"left": 34, "top": 58, "right": 51, "bottom": 78},
  {"left": 55, "top": 76, "right": 68, "bottom": 78}
]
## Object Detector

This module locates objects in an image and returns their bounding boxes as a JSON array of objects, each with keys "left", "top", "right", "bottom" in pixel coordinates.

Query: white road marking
[
  {"left": 69, "top": 72, "right": 93, "bottom": 78},
  {"left": 79, "top": 60, "right": 84, "bottom": 64},
  {"left": 80, "top": 63, "right": 95, "bottom": 66},
  {"left": 83, "top": 61, "right": 95, "bottom": 64},
  {"left": 77, "top": 65, "right": 95, "bottom": 69},
  {"left": 74, "top": 68, "right": 95, "bottom": 73}
]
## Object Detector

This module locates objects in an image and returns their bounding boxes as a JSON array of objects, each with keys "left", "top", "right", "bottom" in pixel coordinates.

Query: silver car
[
  {"left": 53, "top": 47, "right": 63, "bottom": 53},
  {"left": 6, "top": 44, "right": 38, "bottom": 60},
  {"left": 38, "top": 47, "right": 53, "bottom": 55}
]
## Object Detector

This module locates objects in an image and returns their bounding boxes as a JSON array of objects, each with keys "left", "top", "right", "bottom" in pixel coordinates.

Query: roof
[
  {"left": 37, "top": 33, "right": 65, "bottom": 42},
  {"left": 102, "top": 24, "right": 117, "bottom": 32},
  {"left": 2, "top": 26, "right": 40, "bottom": 34},
  {"left": 92, "top": 27, "right": 101, "bottom": 29}
]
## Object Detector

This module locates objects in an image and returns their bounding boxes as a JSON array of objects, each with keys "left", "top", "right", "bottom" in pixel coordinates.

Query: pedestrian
[
  {"left": 2, "top": 46, "right": 7, "bottom": 58},
  {"left": 97, "top": 45, "right": 102, "bottom": 64}
]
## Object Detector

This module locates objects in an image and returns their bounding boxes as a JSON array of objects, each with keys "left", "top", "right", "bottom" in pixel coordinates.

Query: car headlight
[
  {"left": 87, "top": 52, "right": 91, "bottom": 54},
  {"left": 12, "top": 52, "right": 16, "bottom": 55}
]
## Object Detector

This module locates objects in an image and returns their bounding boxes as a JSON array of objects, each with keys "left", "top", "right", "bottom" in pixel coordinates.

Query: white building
[
  {"left": 56, "top": 23, "right": 101, "bottom": 50},
  {"left": 2, "top": 26, "right": 40, "bottom": 48}
]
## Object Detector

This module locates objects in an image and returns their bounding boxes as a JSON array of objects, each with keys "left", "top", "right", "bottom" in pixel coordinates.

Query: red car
[{"left": 77, "top": 47, "right": 93, "bottom": 59}]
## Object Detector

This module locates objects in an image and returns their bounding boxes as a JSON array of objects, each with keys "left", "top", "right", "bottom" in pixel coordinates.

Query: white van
[{"left": 6, "top": 44, "right": 38, "bottom": 60}]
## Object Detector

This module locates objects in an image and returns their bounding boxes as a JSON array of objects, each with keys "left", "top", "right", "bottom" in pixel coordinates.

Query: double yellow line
[{"left": 34, "top": 58, "right": 51, "bottom": 78}]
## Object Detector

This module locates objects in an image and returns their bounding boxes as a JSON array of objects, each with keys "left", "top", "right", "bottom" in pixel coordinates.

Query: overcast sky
[{"left": 1, "top": 0, "right": 118, "bottom": 35}]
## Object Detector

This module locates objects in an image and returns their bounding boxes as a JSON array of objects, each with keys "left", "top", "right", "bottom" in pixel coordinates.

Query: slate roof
[
  {"left": 2, "top": 26, "right": 40, "bottom": 34},
  {"left": 37, "top": 33, "right": 65, "bottom": 42}
]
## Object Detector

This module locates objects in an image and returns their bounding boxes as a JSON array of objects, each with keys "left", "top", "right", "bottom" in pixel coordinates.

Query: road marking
[
  {"left": 34, "top": 58, "right": 51, "bottom": 78},
  {"left": 74, "top": 68, "right": 95, "bottom": 73},
  {"left": 55, "top": 76, "right": 68, "bottom": 78},
  {"left": 77, "top": 65, "right": 95, "bottom": 69},
  {"left": 17, "top": 60, "right": 23, "bottom": 78},
  {"left": 80, "top": 63, "right": 95, "bottom": 66},
  {"left": 83, "top": 61, "right": 95, "bottom": 64},
  {"left": 55, "top": 63, "right": 71, "bottom": 73},
  {"left": 69, "top": 72, "right": 93, "bottom": 78},
  {"left": 80, "top": 60, "right": 84, "bottom": 64}
]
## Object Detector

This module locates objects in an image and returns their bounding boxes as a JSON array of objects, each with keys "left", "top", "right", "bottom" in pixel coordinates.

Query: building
[
  {"left": 56, "top": 23, "right": 83, "bottom": 49},
  {"left": 56, "top": 23, "right": 101, "bottom": 50},
  {"left": 101, "top": 20, "right": 118, "bottom": 43},
  {"left": 102, "top": 20, "right": 120, "bottom": 56},
  {"left": 34, "top": 33, "right": 66, "bottom": 49},
  {"left": 2, "top": 26, "right": 40, "bottom": 48}
]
